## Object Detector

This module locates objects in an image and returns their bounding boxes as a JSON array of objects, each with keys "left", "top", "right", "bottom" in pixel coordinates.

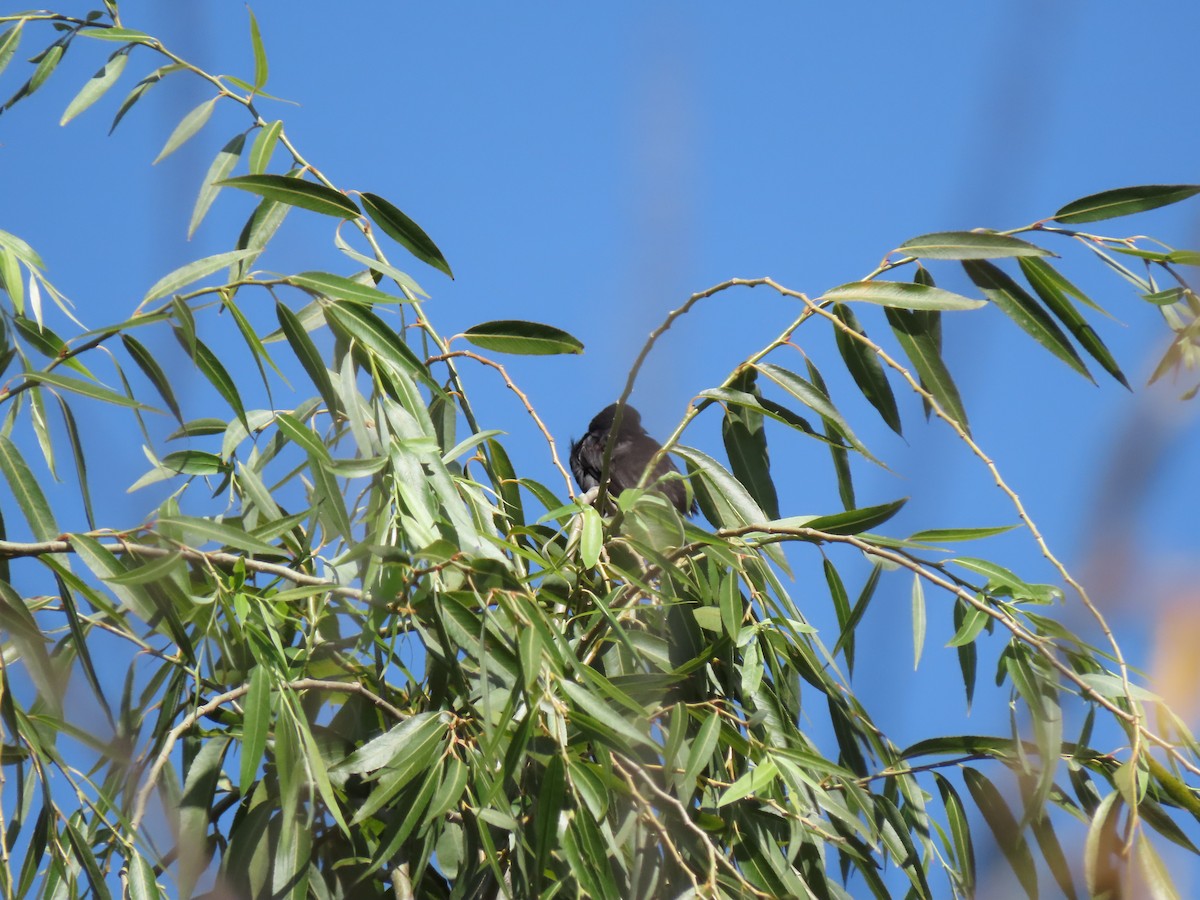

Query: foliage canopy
[{"left": 0, "top": 5, "right": 1199, "bottom": 898}]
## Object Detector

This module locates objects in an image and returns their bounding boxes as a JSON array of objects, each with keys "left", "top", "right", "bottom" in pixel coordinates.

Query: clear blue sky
[{"left": 6, "top": 1, "right": 1200, "bottom": 890}]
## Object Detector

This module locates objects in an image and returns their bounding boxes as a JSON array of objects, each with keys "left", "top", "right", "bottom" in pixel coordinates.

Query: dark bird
[{"left": 570, "top": 403, "right": 696, "bottom": 516}]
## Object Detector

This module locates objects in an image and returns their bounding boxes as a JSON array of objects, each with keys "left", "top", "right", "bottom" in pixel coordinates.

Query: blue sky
[{"left": 6, "top": 0, "right": 1200, "bottom": 891}]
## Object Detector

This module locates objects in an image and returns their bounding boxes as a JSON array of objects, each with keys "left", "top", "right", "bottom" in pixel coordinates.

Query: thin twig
[
  {"left": 426, "top": 349, "right": 574, "bottom": 496},
  {"left": 130, "top": 677, "right": 407, "bottom": 831},
  {"left": 0, "top": 537, "right": 362, "bottom": 599}
]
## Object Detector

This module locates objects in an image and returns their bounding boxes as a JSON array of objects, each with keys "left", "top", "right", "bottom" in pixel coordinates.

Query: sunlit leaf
[
  {"left": 361, "top": 191, "right": 453, "bottom": 278},
  {"left": 898, "top": 230, "right": 1052, "bottom": 260},
  {"left": 962, "top": 768, "right": 1039, "bottom": 897},
  {"left": 142, "top": 249, "right": 256, "bottom": 306},
  {"left": 219, "top": 174, "right": 361, "bottom": 218},
  {"left": 833, "top": 303, "right": 902, "bottom": 435},
  {"left": 0, "top": 24, "right": 24, "bottom": 81},
  {"left": 60, "top": 49, "right": 128, "bottom": 125},
  {"left": 188, "top": 133, "right": 246, "bottom": 238},
  {"left": 248, "top": 119, "right": 282, "bottom": 175},
  {"left": 964, "top": 259, "right": 1092, "bottom": 380},
  {"left": 247, "top": 6, "right": 269, "bottom": 90},
  {"left": 462, "top": 319, "right": 584, "bottom": 355},
  {"left": 153, "top": 96, "right": 218, "bottom": 165},
  {"left": 1019, "top": 257, "right": 1128, "bottom": 388},
  {"left": 0, "top": 434, "right": 58, "bottom": 541},
  {"left": 288, "top": 271, "right": 407, "bottom": 306},
  {"left": 1055, "top": 184, "right": 1200, "bottom": 224},
  {"left": 886, "top": 306, "right": 969, "bottom": 435},
  {"left": 823, "top": 280, "right": 986, "bottom": 311}
]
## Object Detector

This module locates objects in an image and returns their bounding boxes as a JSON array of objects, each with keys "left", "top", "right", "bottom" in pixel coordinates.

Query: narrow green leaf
[
  {"left": 0, "top": 581, "right": 63, "bottom": 715},
  {"left": 806, "top": 356, "right": 858, "bottom": 507},
  {"left": 677, "top": 445, "right": 787, "bottom": 568},
  {"left": 312, "top": 460, "right": 353, "bottom": 545},
  {"left": 1055, "top": 184, "right": 1200, "bottom": 224},
  {"left": 885, "top": 306, "right": 969, "bottom": 435},
  {"left": 911, "top": 573, "right": 926, "bottom": 669},
  {"left": 332, "top": 713, "right": 443, "bottom": 778},
  {"left": 153, "top": 96, "right": 218, "bottom": 164},
  {"left": 248, "top": 119, "right": 282, "bottom": 175},
  {"left": 69, "top": 534, "right": 156, "bottom": 622},
  {"left": 78, "top": 27, "right": 155, "bottom": 44},
  {"left": 188, "top": 133, "right": 246, "bottom": 238},
  {"left": 964, "top": 259, "right": 1092, "bottom": 380},
  {"left": 55, "top": 397, "right": 96, "bottom": 529},
  {"left": 792, "top": 497, "right": 908, "bottom": 536},
  {"left": 946, "top": 600, "right": 989, "bottom": 648},
  {"left": 28, "top": 384, "right": 54, "bottom": 480},
  {"left": 1031, "top": 811, "right": 1078, "bottom": 900},
  {"left": 159, "top": 449, "right": 227, "bottom": 475},
  {"left": 579, "top": 505, "right": 602, "bottom": 567},
  {"left": 933, "top": 773, "right": 975, "bottom": 897},
  {"left": 239, "top": 665, "right": 271, "bottom": 792},
  {"left": 177, "top": 738, "right": 230, "bottom": 897},
  {"left": 287, "top": 271, "right": 406, "bottom": 306},
  {"left": 247, "top": 6, "right": 268, "bottom": 90},
  {"left": 61, "top": 814, "right": 111, "bottom": 900},
  {"left": 275, "top": 301, "right": 339, "bottom": 417},
  {"left": 0, "top": 24, "right": 24, "bottom": 81},
  {"left": 533, "top": 756, "right": 567, "bottom": 891},
  {"left": 823, "top": 280, "right": 986, "bottom": 311},
  {"left": 324, "top": 302, "right": 427, "bottom": 380},
  {"left": 12, "top": 318, "right": 91, "bottom": 377},
  {"left": 274, "top": 412, "right": 331, "bottom": 462},
  {"left": 1084, "top": 793, "right": 1122, "bottom": 899},
  {"left": 60, "top": 49, "right": 128, "bottom": 125},
  {"left": 26, "top": 43, "right": 64, "bottom": 99},
  {"left": 125, "top": 853, "right": 161, "bottom": 900},
  {"left": 897, "top": 230, "right": 1053, "bottom": 260},
  {"left": 102, "top": 550, "right": 184, "bottom": 585},
  {"left": 462, "top": 319, "right": 584, "bottom": 355},
  {"left": 334, "top": 233, "right": 428, "bottom": 298},
  {"left": 142, "top": 249, "right": 255, "bottom": 306},
  {"left": 1135, "top": 831, "right": 1180, "bottom": 900},
  {"left": 910, "top": 524, "right": 1018, "bottom": 543},
  {"left": 755, "top": 362, "right": 874, "bottom": 460},
  {"left": 219, "top": 174, "right": 360, "bottom": 218},
  {"left": 0, "top": 246, "right": 23, "bottom": 313},
  {"left": 231, "top": 194, "right": 289, "bottom": 281},
  {"left": 174, "top": 330, "right": 248, "bottom": 428},
  {"left": 349, "top": 720, "right": 446, "bottom": 823},
  {"left": 0, "top": 435, "right": 58, "bottom": 541},
  {"left": 156, "top": 515, "right": 280, "bottom": 556},
  {"left": 824, "top": 559, "right": 855, "bottom": 674},
  {"left": 833, "top": 303, "right": 902, "bottom": 435},
  {"left": 1019, "top": 257, "right": 1129, "bottom": 388},
  {"left": 1017, "top": 254, "right": 1110, "bottom": 314},
  {"left": 110, "top": 63, "right": 185, "bottom": 134},
  {"left": 22, "top": 371, "right": 153, "bottom": 410},
  {"left": 122, "top": 334, "right": 183, "bottom": 421},
  {"left": 832, "top": 562, "right": 882, "bottom": 661},
  {"left": 682, "top": 712, "right": 721, "bottom": 790},
  {"left": 559, "top": 679, "right": 654, "bottom": 750},
  {"left": 360, "top": 191, "right": 453, "bottom": 278},
  {"left": 721, "top": 369, "right": 779, "bottom": 518},
  {"left": 962, "top": 768, "right": 1039, "bottom": 898}
]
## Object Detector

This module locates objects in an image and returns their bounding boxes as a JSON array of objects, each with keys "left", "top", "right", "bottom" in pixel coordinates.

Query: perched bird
[{"left": 570, "top": 403, "right": 697, "bottom": 516}]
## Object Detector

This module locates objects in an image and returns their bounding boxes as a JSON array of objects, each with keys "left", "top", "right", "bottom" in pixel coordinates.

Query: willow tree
[{"left": 0, "top": 5, "right": 1197, "bottom": 898}]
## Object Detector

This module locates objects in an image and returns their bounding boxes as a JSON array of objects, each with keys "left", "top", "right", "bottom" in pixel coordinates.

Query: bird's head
[{"left": 589, "top": 402, "right": 642, "bottom": 437}]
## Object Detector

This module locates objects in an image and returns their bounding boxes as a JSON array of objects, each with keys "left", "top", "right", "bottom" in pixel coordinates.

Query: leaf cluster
[{"left": 0, "top": 6, "right": 1197, "bottom": 899}]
